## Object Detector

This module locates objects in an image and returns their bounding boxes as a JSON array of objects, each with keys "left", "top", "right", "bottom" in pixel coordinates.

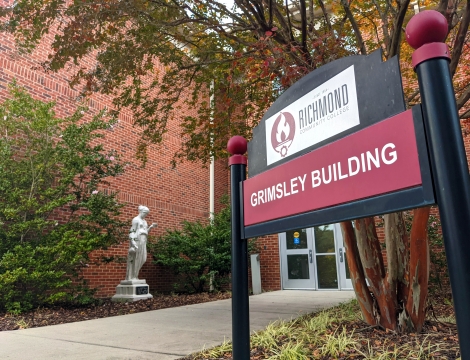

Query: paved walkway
[{"left": 0, "top": 290, "right": 355, "bottom": 360}]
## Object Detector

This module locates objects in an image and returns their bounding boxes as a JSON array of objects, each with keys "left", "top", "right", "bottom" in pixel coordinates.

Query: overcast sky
[{"left": 220, "top": 0, "right": 235, "bottom": 10}]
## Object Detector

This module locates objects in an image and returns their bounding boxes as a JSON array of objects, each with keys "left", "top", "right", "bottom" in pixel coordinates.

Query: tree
[
  {"left": 1, "top": 0, "right": 469, "bottom": 331},
  {"left": 0, "top": 82, "right": 126, "bottom": 313}
]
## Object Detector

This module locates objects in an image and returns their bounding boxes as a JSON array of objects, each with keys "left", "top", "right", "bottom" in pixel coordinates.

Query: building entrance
[{"left": 279, "top": 224, "right": 352, "bottom": 290}]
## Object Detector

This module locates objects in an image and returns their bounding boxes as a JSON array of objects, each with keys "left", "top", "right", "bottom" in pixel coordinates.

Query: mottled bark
[
  {"left": 355, "top": 218, "right": 385, "bottom": 279},
  {"left": 404, "top": 207, "right": 430, "bottom": 332},
  {"left": 355, "top": 217, "right": 397, "bottom": 330},
  {"left": 340, "top": 221, "right": 375, "bottom": 325},
  {"left": 344, "top": 208, "right": 429, "bottom": 333},
  {"left": 384, "top": 212, "right": 409, "bottom": 305}
]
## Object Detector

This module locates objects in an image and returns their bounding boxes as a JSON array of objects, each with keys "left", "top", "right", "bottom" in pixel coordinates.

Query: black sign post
[
  {"left": 227, "top": 136, "right": 250, "bottom": 360},
  {"left": 407, "top": 11, "right": 470, "bottom": 358}
]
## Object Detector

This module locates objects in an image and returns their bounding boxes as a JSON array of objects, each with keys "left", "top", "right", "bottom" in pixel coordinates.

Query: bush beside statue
[{"left": 149, "top": 196, "right": 258, "bottom": 293}]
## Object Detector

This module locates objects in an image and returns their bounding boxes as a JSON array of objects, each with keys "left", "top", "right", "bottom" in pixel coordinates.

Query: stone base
[{"left": 111, "top": 279, "right": 153, "bottom": 302}]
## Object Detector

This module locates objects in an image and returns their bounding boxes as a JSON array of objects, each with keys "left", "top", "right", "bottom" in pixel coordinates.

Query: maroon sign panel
[{"left": 243, "top": 110, "right": 422, "bottom": 226}]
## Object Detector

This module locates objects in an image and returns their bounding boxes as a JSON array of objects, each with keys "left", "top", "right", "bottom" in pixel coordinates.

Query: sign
[
  {"left": 136, "top": 286, "right": 149, "bottom": 295},
  {"left": 230, "top": 30, "right": 442, "bottom": 357},
  {"left": 265, "top": 66, "right": 360, "bottom": 165},
  {"left": 248, "top": 50, "right": 407, "bottom": 177},
  {"left": 244, "top": 110, "right": 422, "bottom": 226},
  {"left": 293, "top": 231, "right": 300, "bottom": 244}
]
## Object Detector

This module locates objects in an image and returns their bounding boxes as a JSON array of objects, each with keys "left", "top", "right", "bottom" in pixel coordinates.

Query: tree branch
[
  {"left": 285, "top": 0, "right": 296, "bottom": 42},
  {"left": 308, "top": 0, "right": 315, "bottom": 36},
  {"left": 299, "top": 0, "right": 309, "bottom": 62},
  {"left": 460, "top": 108, "right": 470, "bottom": 118},
  {"left": 456, "top": 83, "right": 470, "bottom": 110},
  {"left": 340, "top": 221, "right": 376, "bottom": 326},
  {"left": 388, "top": 0, "right": 411, "bottom": 59},
  {"left": 317, "top": 0, "right": 333, "bottom": 35},
  {"left": 405, "top": 206, "right": 430, "bottom": 332},
  {"left": 341, "top": 0, "right": 367, "bottom": 55},
  {"left": 449, "top": 0, "right": 470, "bottom": 77},
  {"left": 371, "top": 0, "right": 391, "bottom": 56}
]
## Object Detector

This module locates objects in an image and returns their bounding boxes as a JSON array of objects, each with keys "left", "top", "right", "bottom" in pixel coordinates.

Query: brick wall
[
  {"left": 0, "top": 30, "right": 285, "bottom": 296},
  {"left": 257, "top": 234, "right": 282, "bottom": 290},
  {"left": 0, "top": 31, "right": 219, "bottom": 297}
]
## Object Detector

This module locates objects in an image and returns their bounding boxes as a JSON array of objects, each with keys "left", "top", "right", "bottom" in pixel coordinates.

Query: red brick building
[{"left": 0, "top": 31, "right": 234, "bottom": 296}]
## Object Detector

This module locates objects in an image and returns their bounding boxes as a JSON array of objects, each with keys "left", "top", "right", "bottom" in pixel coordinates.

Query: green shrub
[
  {"left": 0, "top": 82, "right": 126, "bottom": 313},
  {"left": 150, "top": 196, "right": 257, "bottom": 293}
]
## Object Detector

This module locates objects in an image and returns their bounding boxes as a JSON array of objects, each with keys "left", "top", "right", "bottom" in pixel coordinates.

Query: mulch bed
[
  {"left": 183, "top": 322, "right": 460, "bottom": 359},
  {"left": 0, "top": 292, "right": 232, "bottom": 331},
  {"left": 335, "top": 317, "right": 460, "bottom": 359}
]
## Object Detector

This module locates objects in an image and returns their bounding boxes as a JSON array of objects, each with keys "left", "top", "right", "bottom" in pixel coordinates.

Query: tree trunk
[
  {"left": 341, "top": 207, "right": 431, "bottom": 333},
  {"left": 340, "top": 221, "right": 375, "bottom": 325},
  {"left": 403, "top": 207, "right": 430, "bottom": 332}
]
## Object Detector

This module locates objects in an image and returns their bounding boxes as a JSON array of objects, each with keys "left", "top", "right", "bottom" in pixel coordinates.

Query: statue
[
  {"left": 126, "top": 205, "right": 157, "bottom": 281},
  {"left": 112, "top": 205, "right": 156, "bottom": 301}
]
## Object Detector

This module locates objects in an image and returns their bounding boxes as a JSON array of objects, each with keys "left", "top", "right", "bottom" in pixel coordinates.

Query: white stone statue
[{"left": 126, "top": 205, "right": 157, "bottom": 281}]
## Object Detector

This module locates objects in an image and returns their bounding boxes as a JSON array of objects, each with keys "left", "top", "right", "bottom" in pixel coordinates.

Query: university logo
[{"left": 270, "top": 112, "right": 296, "bottom": 158}]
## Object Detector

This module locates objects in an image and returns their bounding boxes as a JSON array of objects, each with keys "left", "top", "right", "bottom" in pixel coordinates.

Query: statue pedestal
[{"left": 111, "top": 279, "right": 153, "bottom": 302}]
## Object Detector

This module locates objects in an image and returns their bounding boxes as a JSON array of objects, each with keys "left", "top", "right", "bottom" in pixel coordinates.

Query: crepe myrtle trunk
[{"left": 340, "top": 207, "right": 430, "bottom": 332}]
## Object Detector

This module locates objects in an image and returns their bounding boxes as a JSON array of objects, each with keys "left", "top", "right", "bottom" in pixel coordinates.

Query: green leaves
[
  {"left": 3, "top": 0, "right": 470, "bottom": 167},
  {"left": 0, "top": 0, "right": 363, "bottom": 166},
  {"left": 150, "top": 196, "right": 257, "bottom": 293},
  {"left": 0, "top": 83, "right": 126, "bottom": 313}
]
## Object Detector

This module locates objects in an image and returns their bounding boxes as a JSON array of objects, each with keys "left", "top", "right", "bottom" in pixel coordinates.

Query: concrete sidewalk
[{"left": 0, "top": 290, "right": 355, "bottom": 360}]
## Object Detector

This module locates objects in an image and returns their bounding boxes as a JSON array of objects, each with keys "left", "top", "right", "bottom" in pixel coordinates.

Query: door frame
[
  {"left": 334, "top": 223, "right": 353, "bottom": 290},
  {"left": 312, "top": 224, "right": 339, "bottom": 290},
  {"left": 279, "top": 224, "right": 353, "bottom": 290},
  {"left": 279, "top": 228, "right": 317, "bottom": 290}
]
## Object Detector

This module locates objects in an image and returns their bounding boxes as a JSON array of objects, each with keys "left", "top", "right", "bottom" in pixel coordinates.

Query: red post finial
[
  {"left": 227, "top": 136, "right": 247, "bottom": 166},
  {"left": 406, "top": 10, "right": 450, "bottom": 68},
  {"left": 406, "top": 10, "right": 448, "bottom": 49},
  {"left": 227, "top": 136, "right": 248, "bottom": 155}
]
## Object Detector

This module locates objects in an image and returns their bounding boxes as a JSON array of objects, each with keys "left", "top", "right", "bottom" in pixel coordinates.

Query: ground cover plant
[
  {"left": 0, "top": 83, "right": 126, "bottom": 314},
  {"left": 183, "top": 297, "right": 460, "bottom": 360}
]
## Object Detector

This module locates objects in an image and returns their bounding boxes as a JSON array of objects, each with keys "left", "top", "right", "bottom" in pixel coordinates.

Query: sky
[{"left": 220, "top": 0, "right": 234, "bottom": 10}]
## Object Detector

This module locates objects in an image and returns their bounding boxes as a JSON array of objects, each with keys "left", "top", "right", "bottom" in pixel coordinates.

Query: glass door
[
  {"left": 280, "top": 228, "right": 316, "bottom": 289},
  {"left": 313, "top": 224, "right": 339, "bottom": 289},
  {"left": 335, "top": 223, "right": 353, "bottom": 290}
]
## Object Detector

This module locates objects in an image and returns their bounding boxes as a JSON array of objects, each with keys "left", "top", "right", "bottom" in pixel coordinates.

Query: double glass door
[{"left": 280, "top": 224, "right": 352, "bottom": 290}]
